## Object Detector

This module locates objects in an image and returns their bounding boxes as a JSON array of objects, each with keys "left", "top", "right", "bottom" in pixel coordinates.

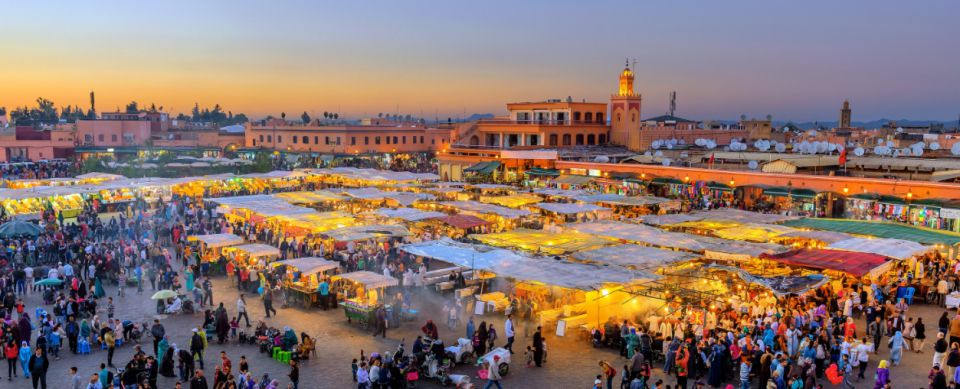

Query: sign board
[
  {"left": 556, "top": 320, "right": 566, "bottom": 337},
  {"left": 474, "top": 301, "right": 486, "bottom": 316},
  {"left": 940, "top": 208, "right": 960, "bottom": 219}
]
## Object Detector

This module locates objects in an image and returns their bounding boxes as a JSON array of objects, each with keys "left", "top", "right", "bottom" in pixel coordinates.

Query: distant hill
[{"left": 773, "top": 119, "right": 958, "bottom": 130}]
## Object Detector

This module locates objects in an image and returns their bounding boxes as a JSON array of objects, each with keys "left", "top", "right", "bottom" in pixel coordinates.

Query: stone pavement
[{"left": 20, "top": 273, "right": 949, "bottom": 389}]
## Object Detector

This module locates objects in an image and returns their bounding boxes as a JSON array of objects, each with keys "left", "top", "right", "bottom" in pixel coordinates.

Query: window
[
  {"left": 259, "top": 135, "right": 264, "bottom": 142},
  {"left": 431, "top": 139, "right": 435, "bottom": 145},
  {"left": 576, "top": 134, "right": 584, "bottom": 145},
  {"left": 351, "top": 137, "right": 356, "bottom": 145},
  {"left": 292, "top": 136, "right": 297, "bottom": 144},
  {"left": 549, "top": 134, "right": 558, "bottom": 146},
  {"left": 336, "top": 137, "right": 341, "bottom": 145},
  {"left": 325, "top": 136, "right": 330, "bottom": 145},
  {"left": 252, "top": 139, "right": 257, "bottom": 146},
  {"left": 599, "top": 134, "right": 606, "bottom": 144},
  {"left": 304, "top": 136, "right": 309, "bottom": 144},
  {"left": 98, "top": 134, "right": 104, "bottom": 142},
  {"left": 314, "top": 136, "right": 319, "bottom": 144},
  {"left": 616, "top": 113, "right": 621, "bottom": 122},
  {"left": 584, "top": 112, "right": 593, "bottom": 122},
  {"left": 573, "top": 112, "right": 581, "bottom": 122},
  {"left": 631, "top": 113, "right": 636, "bottom": 122},
  {"left": 111, "top": 134, "right": 117, "bottom": 142},
  {"left": 412, "top": 136, "right": 417, "bottom": 144},
  {"left": 392, "top": 136, "right": 398, "bottom": 144},
  {"left": 267, "top": 135, "right": 272, "bottom": 143},
  {"left": 596, "top": 112, "right": 604, "bottom": 123},
  {"left": 375, "top": 136, "right": 381, "bottom": 144},
  {"left": 277, "top": 136, "right": 282, "bottom": 143},
  {"left": 587, "top": 134, "right": 595, "bottom": 145},
  {"left": 420, "top": 136, "right": 424, "bottom": 144},
  {"left": 386, "top": 136, "right": 390, "bottom": 144},
  {"left": 402, "top": 136, "right": 407, "bottom": 144},
  {"left": 562, "top": 134, "right": 571, "bottom": 146},
  {"left": 84, "top": 134, "right": 93, "bottom": 143},
  {"left": 364, "top": 137, "right": 369, "bottom": 145}
]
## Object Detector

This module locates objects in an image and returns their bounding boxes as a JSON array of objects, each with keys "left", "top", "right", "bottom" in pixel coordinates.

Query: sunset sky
[{"left": 2, "top": 1, "right": 958, "bottom": 122}]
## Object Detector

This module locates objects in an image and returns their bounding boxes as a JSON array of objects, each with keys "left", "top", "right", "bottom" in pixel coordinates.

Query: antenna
[{"left": 669, "top": 91, "right": 677, "bottom": 117}]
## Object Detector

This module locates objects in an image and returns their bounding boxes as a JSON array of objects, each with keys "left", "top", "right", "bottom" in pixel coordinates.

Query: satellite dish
[
  {"left": 651, "top": 140, "right": 661, "bottom": 149},
  {"left": 706, "top": 140, "right": 717, "bottom": 150},
  {"left": 695, "top": 138, "right": 705, "bottom": 147},
  {"left": 912, "top": 146, "right": 924, "bottom": 157},
  {"left": 666, "top": 143, "right": 673, "bottom": 150},
  {"left": 931, "top": 142, "right": 941, "bottom": 151},
  {"left": 594, "top": 156, "right": 610, "bottom": 163},
  {"left": 877, "top": 139, "right": 884, "bottom": 146},
  {"left": 952, "top": 143, "right": 960, "bottom": 156},
  {"left": 678, "top": 139, "right": 686, "bottom": 145},
  {"left": 662, "top": 159, "right": 671, "bottom": 166},
  {"left": 643, "top": 151, "right": 652, "bottom": 156},
  {"left": 827, "top": 143, "right": 837, "bottom": 153},
  {"left": 886, "top": 140, "right": 894, "bottom": 148},
  {"left": 854, "top": 147, "right": 864, "bottom": 156},
  {"left": 654, "top": 150, "right": 664, "bottom": 157},
  {"left": 748, "top": 160, "right": 759, "bottom": 170},
  {"left": 896, "top": 127, "right": 904, "bottom": 133},
  {"left": 775, "top": 143, "right": 786, "bottom": 153},
  {"left": 758, "top": 141, "right": 770, "bottom": 152}
]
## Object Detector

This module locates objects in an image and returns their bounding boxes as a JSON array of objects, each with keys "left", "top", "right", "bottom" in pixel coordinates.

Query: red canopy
[
  {"left": 437, "top": 214, "right": 491, "bottom": 230},
  {"left": 760, "top": 249, "right": 890, "bottom": 277}
]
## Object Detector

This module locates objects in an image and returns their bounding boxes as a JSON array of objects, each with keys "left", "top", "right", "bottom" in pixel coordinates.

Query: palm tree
[{"left": 281, "top": 112, "right": 286, "bottom": 121}]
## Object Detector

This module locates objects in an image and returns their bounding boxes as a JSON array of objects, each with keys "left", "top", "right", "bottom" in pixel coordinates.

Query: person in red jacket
[{"left": 4, "top": 339, "right": 19, "bottom": 379}]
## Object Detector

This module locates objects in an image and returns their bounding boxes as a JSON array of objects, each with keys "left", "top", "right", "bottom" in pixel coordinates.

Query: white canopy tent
[
  {"left": 375, "top": 207, "right": 446, "bottom": 222},
  {"left": 188, "top": 233, "right": 244, "bottom": 249},
  {"left": 229, "top": 243, "right": 281, "bottom": 258},
  {"left": 573, "top": 193, "right": 669, "bottom": 207},
  {"left": 339, "top": 271, "right": 399, "bottom": 289},
  {"left": 570, "top": 221, "right": 786, "bottom": 258},
  {"left": 776, "top": 230, "right": 853, "bottom": 244},
  {"left": 828, "top": 237, "right": 932, "bottom": 260},
  {"left": 572, "top": 244, "right": 698, "bottom": 271},
  {"left": 440, "top": 201, "right": 532, "bottom": 219},
  {"left": 400, "top": 238, "right": 649, "bottom": 290},
  {"left": 323, "top": 224, "right": 410, "bottom": 242},
  {"left": 272, "top": 257, "right": 339, "bottom": 275},
  {"left": 536, "top": 202, "right": 610, "bottom": 215}
]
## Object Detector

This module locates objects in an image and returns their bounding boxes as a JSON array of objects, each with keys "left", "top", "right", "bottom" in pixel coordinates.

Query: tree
[
  {"left": 404, "top": 114, "right": 412, "bottom": 122},
  {"left": 323, "top": 112, "right": 329, "bottom": 120},
  {"left": 377, "top": 112, "right": 383, "bottom": 118},
  {"left": 125, "top": 101, "right": 139, "bottom": 113},
  {"left": 301, "top": 111, "right": 311, "bottom": 124},
  {"left": 0, "top": 106, "right": 5, "bottom": 116},
  {"left": 149, "top": 103, "right": 157, "bottom": 113},
  {"left": 192, "top": 103, "right": 201, "bottom": 121},
  {"left": 333, "top": 113, "right": 339, "bottom": 120}
]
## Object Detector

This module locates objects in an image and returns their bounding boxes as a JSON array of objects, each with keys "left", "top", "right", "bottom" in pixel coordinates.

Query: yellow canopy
[
  {"left": 478, "top": 193, "right": 542, "bottom": 208},
  {"left": 667, "top": 219, "right": 742, "bottom": 231},
  {"left": 712, "top": 223, "right": 798, "bottom": 242},
  {"left": 278, "top": 211, "right": 358, "bottom": 233},
  {"left": 469, "top": 228, "right": 617, "bottom": 255}
]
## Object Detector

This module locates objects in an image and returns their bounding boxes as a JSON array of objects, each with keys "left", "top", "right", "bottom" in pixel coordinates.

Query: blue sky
[{"left": 1, "top": 1, "right": 957, "bottom": 121}]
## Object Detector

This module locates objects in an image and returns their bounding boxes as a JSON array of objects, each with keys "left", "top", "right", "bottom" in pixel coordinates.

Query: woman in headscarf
[
  {"left": 94, "top": 276, "right": 105, "bottom": 298},
  {"left": 888, "top": 331, "right": 904, "bottom": 366},
  {"left": 476, "top": 322, "right": 488, "bottom": 357},
  {"left": 159, "top": 344, "right": 176, "bottom": 377},
  {"left": 17, "top": 341, "right": 30, "bottom": 378},
  {"left": 17, "top": 315, "right": 31, "bottom": 346},
  {"left": 79, "top": 319, "right": 92, "bottom": 346},
  {"left": 215, "top": 303, "right": 230, "bottom": 344},
  {"left": 185, "top": 266, "right": 195, "bottom": 292},
  {"left": 873, "top": 360, "right": 889, "bottom": 389},
  {"left": 624, "top": 328, "right": 639, "bottom": 359},
  {"left": 157, "top": 336, "right": 169, "bottom": 365},
  {"left": 664, "top": 337, "right": 681, "bottom": 374},
  {"left": 282, "top": 327, "right": 298, "bottom": 351}
]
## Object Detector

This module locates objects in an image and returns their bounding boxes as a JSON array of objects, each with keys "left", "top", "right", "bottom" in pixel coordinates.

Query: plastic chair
[
  {"left": 904, "top": 287, "right": 916, "bottom": 305},
  {"left": 280, "top": 351, "right": 291, "bottom": 363},
  {"left": 272, "top": 347, "right": 281, "bottom": 360},
  {"left": 79, "top": 340, "right": 91, "bottom": 354}
]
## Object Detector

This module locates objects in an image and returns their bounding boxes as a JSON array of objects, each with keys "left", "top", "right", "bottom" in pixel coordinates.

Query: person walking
[
  {"left": 151, "top": 320, "right": 165, "bottom": 357},
  {"left": 28, "top": 348, "right": 49, "bottom": 389},
  {"left": 103, "top": 329, "right": 116, "bottom": 368},
  {"left": 533, "top": 326, "right": 544, "bottom": 367},
  {"left": 874, "top": 360, "right": 890, "bottom": 388},
  {"left": 4, "top": 339, "right": 18, "bottom": 380},
  {"left": 482, "top": 355, "right": 504, "bottom": 389},
  {"left": 888, "top": 330, "right": 904, "bottom": 366},
  {"left": 262, "top": 287, "right": 276, "bottom": 318},
  {"left": 190, "top": 329, "right": 205, "bottom": 370},
  {"left": 237, "top": 295, "right": 250, "bottom": 327},
  {"left": 599, "top": 360, "right": 617, "bottom": 389},
  {"left": 287, "top": 360, "right": 299, "bottom": 389},
  {"left": 504, "top": 314, "right": 515, "bottom": 354}
]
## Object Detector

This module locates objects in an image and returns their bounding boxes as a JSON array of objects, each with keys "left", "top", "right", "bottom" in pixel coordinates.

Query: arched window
[
  {"left": 469, "top": 135, "right": 480, "bottom": 145},
  {"left": 598, "top": 134, "right": 606, "bottom": 144},
  {"left": 631, "top": 113, "right": 636, "bottom": 122},
  {"left": 402, "top": 136, "right": 406, "bottom": 144},
  {"left": 617, "top": 113, "right": 621, "bottom": 122},
  {"left": 252, "top": 139, "right": 257, "bottom": 146},
  {"left": 575, "top": 134, "right": 584, "bottom": 145},
  {"left": 302, "top": 136, "right": 308, "bottom": 144},
  {"left": 573, "top": 112, "right": 581, "bottom": 122},
  {"left": 314, "top": 136, "right": 319, "bottom": 144},
  {"left": 596, "top": 112, "right": 604, "bottom": 123},
  {"left": 584, "top": 112, "right": 593, "bottom": 122},
  {"left": 549, "top": 134, "right": 558, "bottom": 146},
  {"left": 562, "top": 134, "right": 572, "bottom": 146},
  {"left": 587, "top": 134, "right": 595, "bottom": 145}
]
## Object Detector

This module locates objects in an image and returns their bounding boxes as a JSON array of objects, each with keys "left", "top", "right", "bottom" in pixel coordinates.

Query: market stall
[
  {"left": 469, "top": 228, "right": 617, "bottom": 256},
  {"left": 571, "top": 244, "right": 698, "bottom": 273},
  {"left": 478, "top": 193, "right": 543, "bottom": 208},
  {"left": 827, "top": 237, "right": 933, "bottom": 261},
  {"left": 335, "top": 271, "right": 399, "bottom": 328},
  {"left": 782, "top": 218, "right": 960, "bottom": 246},
  {"left": 760, "top": 248, "right": 893, "bottom": 279},
  {"left": 187, "top": 233, "right": 245, "bottom": 273},
  {"left": 223, "top": 243, "right": 281, "bottom": 275},
  {"left": 272, "top": 257, "right": 341, "bottom": 308},
  {"left": 534, "top": 202, "right": 612, "bottom": 223}
]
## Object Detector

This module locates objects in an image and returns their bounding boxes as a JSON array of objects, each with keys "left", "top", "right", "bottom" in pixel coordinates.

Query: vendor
[{"left": 317, "top": 277, "right": 330, "bottom": 310}]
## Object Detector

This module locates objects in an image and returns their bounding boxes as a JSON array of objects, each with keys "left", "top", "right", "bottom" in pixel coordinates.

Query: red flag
[
  {"left": 708, "top": 152, "right": 715, "bottom": 166},
  {"left": 838, "top": 147, "right": 847, "bottom": 165}
]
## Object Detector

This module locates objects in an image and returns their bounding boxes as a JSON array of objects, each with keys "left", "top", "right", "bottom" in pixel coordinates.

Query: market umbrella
[
  {"left": 0, "top": 220, "right": 43, "bottom": 238},
  {"left": 33, "top": 278, "right": 64, "bottom": 286},
  {"left": 151, "top": 290, "right": 178, "bottom": 300}
]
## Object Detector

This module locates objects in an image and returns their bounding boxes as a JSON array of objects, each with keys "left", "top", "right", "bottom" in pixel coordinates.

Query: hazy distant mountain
[
  {"left": 702, "top": 118, "right": 958, "bottom": 130},
  {"left": 465, "top": 113, "right": 494, "bottom": 121}
]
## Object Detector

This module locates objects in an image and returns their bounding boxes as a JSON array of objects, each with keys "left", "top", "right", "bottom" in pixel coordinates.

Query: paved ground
[{"left": 21, "top": 270, "right": 949, "bottom": 389}]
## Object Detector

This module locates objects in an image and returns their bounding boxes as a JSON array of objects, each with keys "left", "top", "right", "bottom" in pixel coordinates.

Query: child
[
  {"left": 107, "top": 297, "right": 115, "bottom": 319},
  {"left": 351, "top": 358, "right": 359, "bottom": 382},
  {"left": 239, "top": 355, "right": 249, "bottom": 374},
  {"left": 118, "top": 268, "right": 126, "bottom": 297},
  {"left": 620, "top": 364, "right": 630, "bottom": 389},
  {"left": 230, "top": 317, "right": 240, "bottom": 339},
  {"left": 524, "top": 346, "right": 534, "bottom": 367}
]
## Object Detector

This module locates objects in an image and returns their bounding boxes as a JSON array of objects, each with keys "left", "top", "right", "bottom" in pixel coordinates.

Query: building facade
[{"left": 243, "top": 123, "right": 455, "bottom": 155}]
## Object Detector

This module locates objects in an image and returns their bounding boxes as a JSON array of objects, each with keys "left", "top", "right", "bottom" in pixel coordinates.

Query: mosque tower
[
  {"left": 609, "top": 60, "right": 643, "bottom": 150},
  {"left": 839, "top": 100, "right": 851, "bottom": 128}
]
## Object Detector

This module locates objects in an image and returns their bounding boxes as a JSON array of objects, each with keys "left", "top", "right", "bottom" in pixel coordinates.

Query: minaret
[
  {"left": 839, "top": 100, "right": 851, "bottom": 128},
  {"left": 610, "top": 60, "right": 642, "bottom": 151},
  {"left": 90, "top": 91, "right": 97, "bottom": 118}
]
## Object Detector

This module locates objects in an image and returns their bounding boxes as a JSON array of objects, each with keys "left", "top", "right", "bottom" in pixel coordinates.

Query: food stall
[
  {"left": 223, "top": 243, "right": 282, "bottom": 275},
  {"left": 187, "top": 233, "right": 245, "bottom": 274},
  {"left": 272, "top": 257, "right": 341, "bottom": 308},
  {"left": 335, "top": 271, "right": 399, "bottom": 328}
]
